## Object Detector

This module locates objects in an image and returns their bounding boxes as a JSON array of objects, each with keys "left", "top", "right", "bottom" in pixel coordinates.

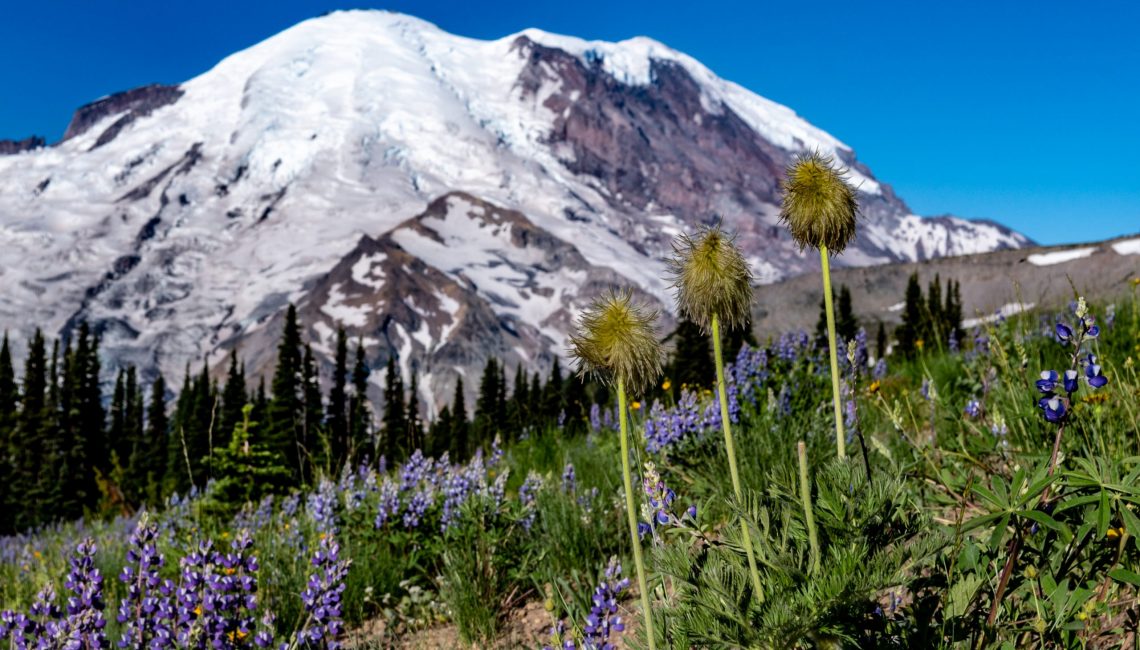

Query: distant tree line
[
  {"left": 0, "top": 305, "right": 597, "bottom": 534},
  {"left": 895, "top": 272, "right": 963, "bottom": 358}
]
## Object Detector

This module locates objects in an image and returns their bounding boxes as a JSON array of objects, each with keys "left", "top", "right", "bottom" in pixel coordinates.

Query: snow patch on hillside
[
  {"left": 1111, "top": 238, "right": 1140, "bottom": 255},
  {"left": 1027, "top": 248, "right": 1097, "bottom": 266}
]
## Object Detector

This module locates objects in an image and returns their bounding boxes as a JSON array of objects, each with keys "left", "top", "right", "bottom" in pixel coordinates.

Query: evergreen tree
[
  {"left": 723, "top": 314, "right": 758, "bottom": 364},
  {"left": 110, "top": 369, "right": 127, "bottom": 470},
  {"left": 166, "top": 366, "right": 194, "bottom": 497},
  {"left": 428, "top": 404, "right": 451, "bottom": 459},
  {"left": 14, "top": 330, "right": 48, "bottom": 529},
  {"left": 327, "top": 328, "right": 349, "bottom": 468},
  {"left": 544, "top": 357, "right": 564, "bottom": 425},
  {"left": 563, "top": 372, "right": 589, "bottom": 435},
  {"left": 669, "top": 319, "right": 713, "bottom": 396},
  {"left": 0, "top": 333, "right": 15, "bottom": 532},
  {"left": 251, "top": 378, "right": 269, "bottom": 439},
  {"left": 896, "top": 273, "right": 924, "bottom": 358},
  {"left": 381, "top": 356, "right": 406, "bottom": 461},
  {"left": 406, "top": 371, "right": 424, "bottom": 454},
  {"left": 529, "top": 372, "right": 542, "bottom": 430},
  {"left": 219, "top": 350, "right": 247, "bottom": 449},
  {"left": 301, "top": 343, "right": 323, "bottom": 480},
  {"left": 472, "top": 358, "right": 499, "bottom": 449},
  {"left": 508, "top": 362, "right": 528, "bottom": 432},
  {"left": 450, "top": 377, "right": 469, "bottom": 461},
  {"left": 206, "top": 404, "right": 291, "bottom": 518},
  {"left": 837, "top": 285, "right": 858, "bottom": 343},
  {"left": 348, "top": 340, "right": 371, "bottom": 462},
  {"left": 143, "top": 374, "right": 168, "bottom": 505},
  {"left": 267, "top": 305, "right": 304, "bottom": 482},
  {"left": 926, "top": 274, "right": 944, "bottom": 346},
  {"left": 121, "top": 367, "right": 145, "bottom": 503},
  {"left": 945, "top": 280, "right": 964, "bottom": 345},
  {"left": 876, "top": 322, "right": 888, "bottom": 360}
]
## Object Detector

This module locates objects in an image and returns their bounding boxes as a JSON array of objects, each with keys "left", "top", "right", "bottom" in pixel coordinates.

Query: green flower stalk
[
  {"left": 780, "top": 152, "right": 859, "bottom": 459},
  {"left": 667, "top": 225, "right": 765, "bottom": 603},
  {"left": 798, "top": 441, "right": 820, "bottom": 574},
  {"left": 569, "top": 289, "right": 664, "bottom": 650}
]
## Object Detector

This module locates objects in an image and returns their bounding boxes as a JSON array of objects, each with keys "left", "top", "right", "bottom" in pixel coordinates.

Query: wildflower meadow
[{"left": 3, "top": 156, "right": 1140, "bottom": 649}]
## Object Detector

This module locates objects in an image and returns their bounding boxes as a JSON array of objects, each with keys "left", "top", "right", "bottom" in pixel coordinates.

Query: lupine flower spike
[
  {"left": 667, "top": 225, "right": 764, "bottom": 602},
  {"left": 569, "top": 289, "right": 664, "bottom": 650},
  {"left": 780, "top": 152, "right": 859, "bottom": 459}
]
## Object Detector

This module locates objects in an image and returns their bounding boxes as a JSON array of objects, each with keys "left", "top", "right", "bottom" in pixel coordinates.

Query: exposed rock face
[
  {"left": 0, "top": 11, "right": 1031, "bottom": 409},
  {"left": 0, "top": 136, "right": 45, "bottom": 155},
  {"left": 62, "top": 84, "right": 184, "bottom": 149}
]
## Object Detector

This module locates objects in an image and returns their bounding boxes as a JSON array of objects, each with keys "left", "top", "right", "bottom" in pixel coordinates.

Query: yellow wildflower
[
  {"left": 916, "top": 339, "right": 925, "bottom": 351},
  {"left": 1107, "top": 526, "right": 1126, "bottom": 539},
  {"left": 662, "top": 379, "right": 672, "bottom": 391},
  {"left": 868, "top": 380, "right": 881, "bottom": 395},
  {"left": 631, "top": 401, "right": 641, "bottom": 411}
]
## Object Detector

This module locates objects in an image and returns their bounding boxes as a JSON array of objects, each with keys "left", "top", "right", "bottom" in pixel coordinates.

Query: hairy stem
[
  {"left": 820, "top": 245, "right": 846, "bottom": 459},
  {"left": 618, "top": 378, "right": 657, "bottom": 650},
  {"left": 798, "top": 441, "right": 820, "bottom": 573},
  {"left": 712, "top": 314, "right": 766, "bottom": 603}
]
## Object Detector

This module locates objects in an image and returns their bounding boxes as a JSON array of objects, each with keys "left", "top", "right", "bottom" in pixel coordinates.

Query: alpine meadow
[{"left": 2, "top": 8, "right": 1140, "bottom": 650}]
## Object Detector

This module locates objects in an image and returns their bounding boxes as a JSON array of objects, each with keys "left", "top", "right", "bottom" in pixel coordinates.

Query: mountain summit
[{"left": 0, "top": 10, "right": 1029, "bottom": 408}]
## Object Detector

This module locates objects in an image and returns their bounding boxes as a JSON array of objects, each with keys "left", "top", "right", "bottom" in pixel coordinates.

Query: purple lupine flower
[
  {"left": 1036, "top": 370, "right": 1059, "bottom": 394},
  {"left": 1041, "top": 396, "right": 1067, "bottom": 423},
  {"left": 582, "top": 558, "right": 628, "bottom": 650},
  {"left": 1086, "top": 362, "right": 1108, "bottom": 388},
  {"left": 589, "top": 403, "right": 603, "bottom": 433},
  {"left": 1055, "top": 322, "right": 1073, "bottom": 341},
  {"left": 1062, "top": 369, "right": 1079, "bottom": 394},
  {"left": 117, "top": 518, "right": 174, "bottom": 650},
  {"left": 402, "top": 488, "right": 432, "bottom": 530},
  {"left": 307, "top": 479, "right": 339, "bottom": 535},
  {"left": 63, "top": 538, "right": 109, "bottom": 650},
  {"left": 873, "top": 358, "right": 888, "bottom": 379},
  {"left": 296, "top": 535, "right": 350, "bottom": 650},
  {"left": 562, "top": 463, "right": 576, "bottom": 494},
  {"left": 374, "top": 479, "right": 400, "bottom": 529},
  {"left": 518, "top": 471, "right": 543, "bottom": 531},
  {"left": 964, "top": 400, "right": 982, "bottom": 419}
]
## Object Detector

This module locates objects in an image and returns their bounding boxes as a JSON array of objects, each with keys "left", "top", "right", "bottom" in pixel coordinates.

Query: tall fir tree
[
  {"left": 450, "top": 377, "right": 469, "bottom": 461},
  {"left": 876, "top": 322, "right": 888, "bottom": 360},
  {"left": 219, "top": 350, "right": 247, "bottom": 450},
  {"left": 381, "top": 357, "right": 406, "bottom": 461},
  {"left": 121, "top": 367, "right": 145, "bottom": 504},
  {"left": 945, "top": 279, "right": 964, "bottom": 345},
  {"left": 896, "top": 272, "right": 924, "bottom": 358},
  {"left": 301, "top": 343, "right": 323, "bottom": 480},
  {"left": 926, "top": 274, "right": 944, "bottom": 347},
  {"left": 406, "top": 371, "right": 424, "bottom": 454},
  {"left": 110, "top": 369, "right": 127, "bottom": 470},
  {"left": 543, "top": 357, "right": 564, "bottom": 425},
  {"left": 267, "top": 305, "right": 304, "bottom": 482},
  {"left": 563, "top": 372, "right": 589, "bottom": 435},
  {"left": 326, "top": 328, "right": 349, "bottom": 468},
  {"left": 0, "top": 333, "right": 15, "bottom": 532},
  {"left": 508, "top": 362, "right": 529, "bottom": 433},
  {"left": 144, "top": 374, "right": 168, "bottom": 506},
  {"left": 348, "top": 340, "right": 371, "bottom": 462},
  {"left": 14, "top": 330, "right": 48, "bottom": 530},
  {"left": 837, "top": 285, "right": 858, "bottom": 344},
  {"left": 669, "top": 319, "right": 713, "bottom": 396},
  {"left": 473, "top": 358, "right": 506, "bottom": 449},
  {"left": 427, "top": 404, "right": 452, "bottom": 459}
]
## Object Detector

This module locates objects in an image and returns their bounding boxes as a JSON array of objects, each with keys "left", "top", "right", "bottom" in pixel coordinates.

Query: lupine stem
[
  {"left": 798, "top": 441, "right": 820, "bottom": 574},
  {"left": 820, "top": 245, "right": 846, "bottom": 459},
  {"left": 617, "top": 378, "right": 656, "bottom": 650},
  {"left": 712, "top": 313, "right": 765, "bottom": 603}
]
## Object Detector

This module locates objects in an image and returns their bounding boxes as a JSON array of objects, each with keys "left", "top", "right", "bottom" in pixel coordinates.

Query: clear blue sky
[{"left": 2, "top": 1, "right": 1137, "bottom": 245}]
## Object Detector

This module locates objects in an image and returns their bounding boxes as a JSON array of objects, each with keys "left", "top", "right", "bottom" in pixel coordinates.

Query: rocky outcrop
[
  {"left": 0, "top": 136, "right": 45, "bottom": 155},
  {"left": 62, "top": 84, "right": 183, "bottom": 149}
]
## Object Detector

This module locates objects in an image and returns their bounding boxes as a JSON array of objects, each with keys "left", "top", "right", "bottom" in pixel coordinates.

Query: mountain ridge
[{"left": 0, "top": 9, "right": 1031, "bottom": 408}]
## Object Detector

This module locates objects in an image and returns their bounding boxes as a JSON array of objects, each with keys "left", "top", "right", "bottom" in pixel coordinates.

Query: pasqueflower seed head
[
  {"left": 667, "top": 225, "right": 753, "bottom": 333},
  {"left": 779, "top": 151, "right": 859, "bottom": 253},
  {"left": 569, "top": 290, "right": 664, "bottom": 397}
]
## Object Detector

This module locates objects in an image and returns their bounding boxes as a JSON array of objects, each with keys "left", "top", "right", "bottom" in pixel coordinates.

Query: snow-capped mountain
[{"left": 0, "top": 10, "right": 1030, "bottom": 409}]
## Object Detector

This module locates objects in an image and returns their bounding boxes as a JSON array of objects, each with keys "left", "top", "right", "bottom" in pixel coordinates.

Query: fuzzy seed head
[
  {"left": 779, "top": 151, "right": 859, "bottom": 254},
  {"left": 568, "top": 289, "right": 664, "bottom": 396},
  {"left": 667, "top": 225, "right": 753, "bottom": 333}
]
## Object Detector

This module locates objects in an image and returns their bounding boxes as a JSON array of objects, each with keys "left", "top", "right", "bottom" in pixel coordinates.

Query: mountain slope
[{"left": 0, "top": 10, "right": 1030, "bottom": 407}]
